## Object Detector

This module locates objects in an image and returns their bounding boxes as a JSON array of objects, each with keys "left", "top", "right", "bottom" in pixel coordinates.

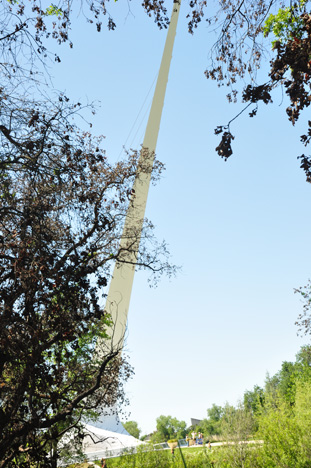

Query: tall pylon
[
  {"left": 66, "top": 4, "right": 182, "bottom": 458},
  {"left": 96, "top": 1, "right": 181, "bottom": 357}
]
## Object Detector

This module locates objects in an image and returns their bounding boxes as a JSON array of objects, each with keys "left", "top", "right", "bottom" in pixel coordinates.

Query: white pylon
[
  {"left": 63, "top": 5, "right": 182, "bottom": 460},
  {"left": 96, "top": 1, "right": 181, "bottom": 357}
]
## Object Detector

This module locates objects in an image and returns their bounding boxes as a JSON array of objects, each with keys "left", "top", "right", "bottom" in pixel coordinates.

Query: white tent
[
  {"left": 83, "top": 423, "right": 144, "bottom": 461},
  {"left": 59, "top": 409, "right": 144, "bottom": 465}
]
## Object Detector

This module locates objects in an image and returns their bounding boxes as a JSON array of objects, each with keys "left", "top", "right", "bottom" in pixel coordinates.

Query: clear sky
[{"left": 50, "top": 1, "right": 311, "bottom": 435}]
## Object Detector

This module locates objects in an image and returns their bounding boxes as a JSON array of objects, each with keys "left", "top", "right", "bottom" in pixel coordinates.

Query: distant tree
[
  {"left": 123, "top": 421, "right": 141, "bottom": 439},
  {"left": 152, "top": 415, "right": 187, "bottom": 443},
  {"left": 295, "top": 345, "right": 311, "bottom": 374},
  {"left": 295, "top": 280, "right": 311, "bottom": 336},
  {"left": 243, "top": 385, "right": 265, "bottom": 418},
  {"left": 277, "top": 361, "right": 297, "bottom": 402},
  {"left": 263, "top": 345, "right": 311, "bottom": 407},
  {"left": 200, "top": 404, "right": 224, "bottom": 437},
  {"left": 219, "top": 403, "right": 256, "bottom": 468},
  {"left": 264, "top": 360, "right": 297, "bottom": 404},
  {"left": 207, "top": 404, "right": 223, "bottom": 422}
]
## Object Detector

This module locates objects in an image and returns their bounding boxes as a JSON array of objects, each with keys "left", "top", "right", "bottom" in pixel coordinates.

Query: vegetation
[
  {"left": 197, "top": 0, "right": 311, "bottom": 183},
  {"left": 125, "top": 346, "right": 311, "bottom": 467},
  {"left": 123, "top": 420, "right": 141, "bottom": 439},
  {"left": 100, "top": 444, "right": 215, "bottom": 468},
  {"left": 119, "top": 287, "right": 311, "bottom": 465},
  {"left": 94, "top": 368, "right": 311, "bottom": 467},
  {"left": 3, "top": 0, "right": 311, "bottom": 179},
  {"left": 150, "top": 415, "right": 187, "bottom": 443},
  {"left": 0, "top": 88, "right": 175, "bottom": 468},
  {"left": 195, "top": 404, "right": 224, "bottom": 437}
]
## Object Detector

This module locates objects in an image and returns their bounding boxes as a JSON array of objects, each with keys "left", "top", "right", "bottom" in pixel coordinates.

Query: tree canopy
[
  {"left": 123, "top": 420, "right": 141, "bottom": 439},
  {"left": 0, "top": 88, "right": 176, "bottom": 466},
  {"left": 151, "top": 415, "right": 187, "bottom": 442},
  {"left": 3, "top": 0, "right": 311, "bottom": 180},
  {"left": 201, "top": 0, "right": 311, "bottom": 182}
]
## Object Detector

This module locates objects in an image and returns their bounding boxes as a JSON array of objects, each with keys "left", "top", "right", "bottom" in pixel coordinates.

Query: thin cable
[
  {"left": 128, "top": 96, "right": 153, "bottom": 149},
  {"left": 117, "top": 72, "right": 158, "bottom": 160}
]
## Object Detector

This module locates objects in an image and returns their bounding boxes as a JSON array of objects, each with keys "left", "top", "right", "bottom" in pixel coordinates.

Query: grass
[
  {"left": 65, "top": 444, "right": 219, "bottom": 468},
  {"left": 90, "top": 445, "right": 215, "bottom": 468}
]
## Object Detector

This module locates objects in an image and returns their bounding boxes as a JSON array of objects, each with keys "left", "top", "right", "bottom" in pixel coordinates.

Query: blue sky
[{"left": 50, "top": 1, "right": 311, "bottom": 435}]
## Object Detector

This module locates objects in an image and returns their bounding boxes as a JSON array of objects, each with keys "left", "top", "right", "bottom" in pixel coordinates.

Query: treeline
[
  {"left": 122, "top": 279, "right": 311, "bottom": 466},
  {"left": 120, "top": 344, "right": 311, "bottom": 467},
  {"left": 196, "top": 344, "right": 311, "bottom": 467},
  {"left": 195, "top": 344, "right": 311, "bottom": 437}
]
